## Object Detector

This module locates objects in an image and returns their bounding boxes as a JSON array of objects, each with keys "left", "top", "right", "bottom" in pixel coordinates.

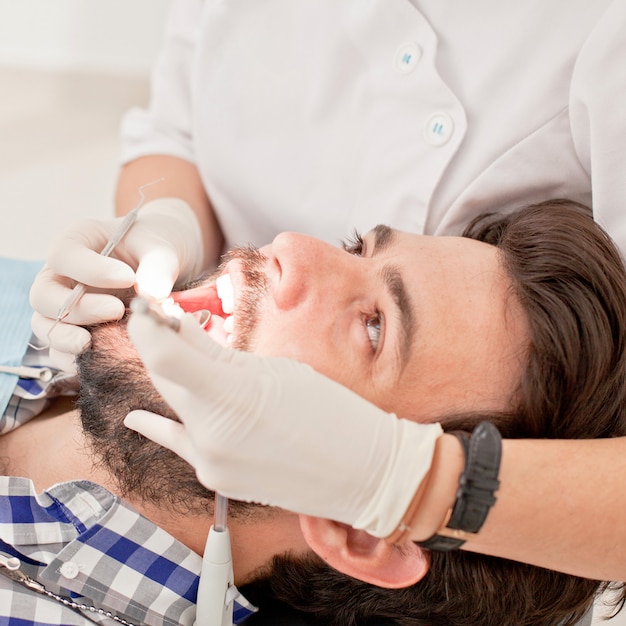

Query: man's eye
[
  {"left": 365, "top": 313, "right": 382, "bottom": 351},
  {"left": 341, "top": 231, "right": 364, "bottom": 256}
]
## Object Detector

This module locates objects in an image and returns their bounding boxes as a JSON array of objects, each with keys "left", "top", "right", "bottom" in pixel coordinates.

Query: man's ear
[{"left": 298, "top": 515, "right": 430, "bottom": 589}]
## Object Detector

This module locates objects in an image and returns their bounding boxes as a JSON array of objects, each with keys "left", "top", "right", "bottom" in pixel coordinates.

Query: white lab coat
[{"left": 121, "top": 0, "right": 626, "bottom": 254}]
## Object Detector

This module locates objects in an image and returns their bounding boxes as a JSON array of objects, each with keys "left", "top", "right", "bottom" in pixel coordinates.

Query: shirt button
[
  {"left": 60, "top": 561, "right": 80, "bottom": 579},
  {"left": 424, "top": 112, "right": 455, "bottom": 146},
  {"left": 394, "top": 43, "right": 422, "bottom": 74}
]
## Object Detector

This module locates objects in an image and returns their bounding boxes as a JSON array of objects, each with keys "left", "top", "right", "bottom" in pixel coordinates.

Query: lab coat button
[
  {"left": 60, "top": 561, "right": 80, "bottom": 579},
  {"left": 394, "top": 43, "right": 422, "bottom": 73},
  {"left": 424, "top": 112, "right": 455, "bottom": 146}
]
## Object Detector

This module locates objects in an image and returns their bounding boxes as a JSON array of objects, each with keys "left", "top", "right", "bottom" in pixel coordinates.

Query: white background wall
[
  {"left": 0, "top": 0, "right": 172, "bottom": 260},
  {"left": 0, "top": 0, "right": 171, "bottom": 75}
]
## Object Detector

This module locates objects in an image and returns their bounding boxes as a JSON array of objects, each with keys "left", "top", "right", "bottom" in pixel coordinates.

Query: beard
[
  {"left": 74, "top": 245, "right": 271, "bottom": 520},
  {"left": 76, "top": 317, "right": 213, "bottom": 514}
]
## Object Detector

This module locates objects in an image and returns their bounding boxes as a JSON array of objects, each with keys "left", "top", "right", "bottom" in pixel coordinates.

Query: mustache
[
  {"left": 220, "top": 244, "right": 269, "bottom": 293},
  {"left": 220, "top": 244, "right": 268, "bottom": 272},
  {"left": 172, "top": 244, "right": 269, "bottom": 298}
]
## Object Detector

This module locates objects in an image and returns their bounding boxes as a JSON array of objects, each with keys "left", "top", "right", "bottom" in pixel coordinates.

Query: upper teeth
[
  {"left": 216, "top": 274, "right": 235, "bottom": 314},
  {"left": 216, "top": 274, "right": 235, "bottom": 344}
]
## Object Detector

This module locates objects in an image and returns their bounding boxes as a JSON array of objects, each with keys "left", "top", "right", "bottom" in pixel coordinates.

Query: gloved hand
[
  {"left": 125, "top": 312, "right": 443, "bottom": 538},
  {"left": 30, "top": 198, "right": 204, "bottom": 372}
]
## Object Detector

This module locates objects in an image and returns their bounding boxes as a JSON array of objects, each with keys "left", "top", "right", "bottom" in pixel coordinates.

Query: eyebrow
[{"left": 370, "top": 225, "right": 416, "bottom": 376}]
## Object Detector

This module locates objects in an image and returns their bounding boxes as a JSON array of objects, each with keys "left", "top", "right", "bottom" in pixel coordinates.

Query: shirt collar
[{"left": 0, "top": 477, "right": 256, "bottom": 625}]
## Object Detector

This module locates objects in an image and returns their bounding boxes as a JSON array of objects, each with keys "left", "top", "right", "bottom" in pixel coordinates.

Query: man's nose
[{"left": 269, "top": 232, "right": 348, "bottom": 310}]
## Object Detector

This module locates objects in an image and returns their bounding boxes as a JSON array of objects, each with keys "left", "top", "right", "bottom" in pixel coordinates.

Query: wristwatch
[{"left": 417, "top": 421, "right": 502, "bottom": 551}]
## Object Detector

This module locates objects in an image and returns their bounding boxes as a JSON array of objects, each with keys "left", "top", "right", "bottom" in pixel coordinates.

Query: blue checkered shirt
[{"left": 0, "top": 477, "right": 256, "bottom": 625}]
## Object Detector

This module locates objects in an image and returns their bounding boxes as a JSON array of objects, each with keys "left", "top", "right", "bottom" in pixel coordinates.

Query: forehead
[{"left": 375, "top": 229, "right": 529, "bottom": 420}]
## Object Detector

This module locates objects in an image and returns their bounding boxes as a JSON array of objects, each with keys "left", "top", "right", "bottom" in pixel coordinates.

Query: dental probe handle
[
  {"left": 54, "top": 207, "right": 141, "bottom": 322},
  {"left": 195, "top": 525, "right": 235, "bottom": 626},
  {"left": 54, "top": 283, "right": 87, "bottom": 323}
]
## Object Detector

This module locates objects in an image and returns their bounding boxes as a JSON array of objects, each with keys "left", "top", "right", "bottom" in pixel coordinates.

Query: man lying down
[{"left": 1, "top": 199, "right": 625, "bottom": 625}]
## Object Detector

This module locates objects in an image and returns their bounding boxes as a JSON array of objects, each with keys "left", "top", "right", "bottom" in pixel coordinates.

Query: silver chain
[{"left": 0, "top": 557, "right": 137, "bottom": 626}]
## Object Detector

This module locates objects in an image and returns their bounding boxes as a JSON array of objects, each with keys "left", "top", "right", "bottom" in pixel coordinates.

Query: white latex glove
[
  {"left": 125, "top": 312, "right": 442, "bottom": 538},
  {"left": 30, "top": 198, "right": 204, "bottom": 372}
]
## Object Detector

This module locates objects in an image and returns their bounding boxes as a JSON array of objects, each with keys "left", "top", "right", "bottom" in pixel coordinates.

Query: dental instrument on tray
[
  {"left": 0, "top": 365, "right": 53, "bottom": 381},
  {"left": 47, "top": 178, "right": 164, "bottom": 338}
]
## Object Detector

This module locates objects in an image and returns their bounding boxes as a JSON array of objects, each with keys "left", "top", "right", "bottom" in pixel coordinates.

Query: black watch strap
[{"left": 417, "top": 422, "right": 502, "bottom": 552}]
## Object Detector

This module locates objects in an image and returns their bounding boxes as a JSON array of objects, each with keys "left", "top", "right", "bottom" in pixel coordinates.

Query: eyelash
[
  {"left": 340, "top": 231, "right": 383, "bottom": 353},
  {"left": 341, "top": 230, "right": 365, "bottom": 256}
]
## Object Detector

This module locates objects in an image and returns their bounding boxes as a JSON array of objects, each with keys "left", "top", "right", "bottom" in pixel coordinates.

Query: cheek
[
  {"left": 252, "top": 311, "right": 358, "bottom": 384},
  {"left": 255, "top": 318, "right": 407, "bottom": 416},
  {"left": 255, "top": 324, "right": 339, "bottom": 375}
]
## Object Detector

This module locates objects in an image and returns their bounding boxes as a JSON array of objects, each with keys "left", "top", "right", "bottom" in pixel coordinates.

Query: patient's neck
[
  {"left": 0, "top": 398, "right": 92, "bottom": 488},
  {"left": 0, "top": 399, "right": 308, "bottom": 584}
]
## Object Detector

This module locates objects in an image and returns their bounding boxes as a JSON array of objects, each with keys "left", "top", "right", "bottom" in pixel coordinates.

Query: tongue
[
  {"left": 171, "top": 284, "right": 224, "bottom": 315},
  {"left": 171, "top": 284, "right": 230, "bottom": 346}
]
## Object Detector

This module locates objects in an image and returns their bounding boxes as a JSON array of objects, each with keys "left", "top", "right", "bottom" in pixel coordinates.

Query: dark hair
[
  {"left": 243, "top": 200, "right": 626, "bottom": 625},
  {"left": 456, "top": 198, "right": 626, "bottom": 441}
]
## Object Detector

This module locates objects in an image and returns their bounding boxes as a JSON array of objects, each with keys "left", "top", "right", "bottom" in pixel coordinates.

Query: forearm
[
  {"left": 468, "top": 437, "right": 626, "bottom": 580},
  {"left": 411, "top": 435, "right": 626, "bottom": 581},
  {"left": 115, "top": 155, "right": 224, "bottom": 270}
]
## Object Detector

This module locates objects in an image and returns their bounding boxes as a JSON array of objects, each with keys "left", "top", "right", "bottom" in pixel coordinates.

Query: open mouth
[{"left": 169, "top": 273, "right": 236, "bottom": 347}]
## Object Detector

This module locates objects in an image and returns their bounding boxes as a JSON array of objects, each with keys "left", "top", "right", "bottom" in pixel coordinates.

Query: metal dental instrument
[
  {"left": 195, "top": 493, "right": 235, "bottom": 626},
  {"left": 47, "top": 178, "right": 164, "bottom": 339},
  {"left": 130, "top": 297, "right": 182, "bottom": 331},
  {"left": 130, "top": 296, "right": 212, "bottom": 331},
  {"left": 0, "top": 365, "right": 53, "bottom": 381}
]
